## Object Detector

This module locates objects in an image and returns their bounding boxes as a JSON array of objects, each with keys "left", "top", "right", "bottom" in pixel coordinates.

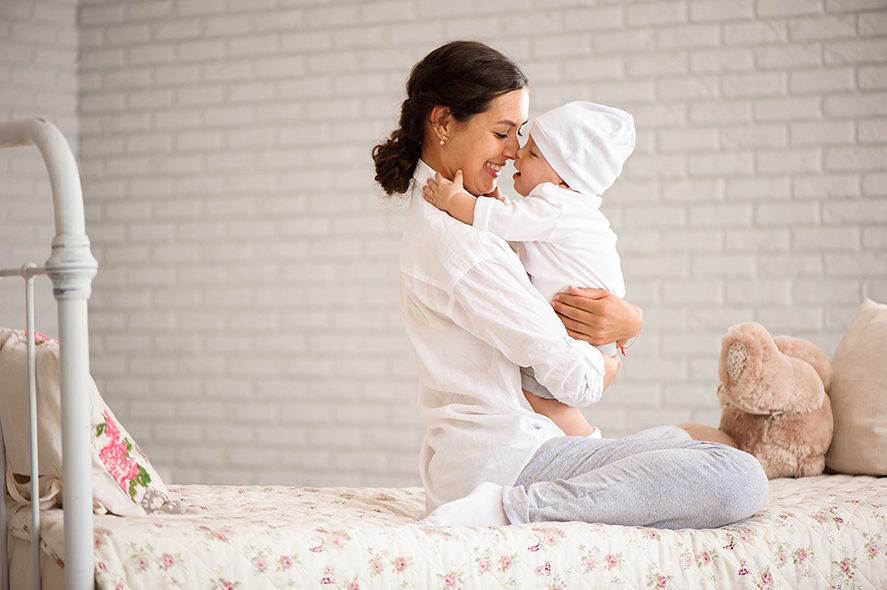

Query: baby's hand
[
  {"left": 484, "top": 185, "right": 506, "bottom": 202},
  {"left": 423, "top": 170, "right": 467, "bottom": 213}
]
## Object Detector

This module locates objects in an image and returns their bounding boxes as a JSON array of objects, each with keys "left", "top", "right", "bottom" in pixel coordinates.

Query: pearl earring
[{"left": 439, "top": 136, "right": 446, "bottom": 146}]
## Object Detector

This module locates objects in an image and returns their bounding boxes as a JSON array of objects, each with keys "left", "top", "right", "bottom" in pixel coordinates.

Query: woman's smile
[{"left": 484, "top": 161, "right": 504, "bottom": 177}]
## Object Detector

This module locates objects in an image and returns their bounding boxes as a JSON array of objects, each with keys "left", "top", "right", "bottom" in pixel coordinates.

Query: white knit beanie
[{"left": 529, "top": 101, "right": 636, "bottom": 196}]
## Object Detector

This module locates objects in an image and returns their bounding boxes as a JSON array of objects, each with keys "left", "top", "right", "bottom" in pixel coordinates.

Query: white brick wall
[
  {"left": 4, "top": 0, "right": 886, "bottom": 488},
  {"left": 0, "top": 0, "right": 79, "bottom": 336}
]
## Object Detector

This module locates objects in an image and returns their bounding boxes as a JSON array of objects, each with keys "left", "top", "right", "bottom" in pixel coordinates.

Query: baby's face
[{"left": 512, "top": 136, "right": 565, "bottom": 196}]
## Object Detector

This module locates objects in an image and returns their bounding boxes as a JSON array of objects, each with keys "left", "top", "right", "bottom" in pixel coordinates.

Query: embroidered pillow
[
  {"left": 0, "top": 327, "right": 181, "bottom": 515},
  {"left": 825, "top": 299, "right": 887, "bottom": 476}
]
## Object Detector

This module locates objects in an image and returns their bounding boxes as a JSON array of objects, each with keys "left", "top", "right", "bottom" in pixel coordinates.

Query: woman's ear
[{"left": 429, "top": 106, "right": 452, "bottom": 141}]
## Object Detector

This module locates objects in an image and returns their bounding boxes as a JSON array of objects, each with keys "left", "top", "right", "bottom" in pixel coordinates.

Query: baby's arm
[{"left": 422, "top": 170, "right": 477, "bottom": 225}]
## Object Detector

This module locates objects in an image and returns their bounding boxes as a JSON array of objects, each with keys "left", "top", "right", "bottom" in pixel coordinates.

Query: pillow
[
  {"left": 825, "top": 299, "right": 887, "bottom": 476},
  {"left": 0, "top": 327, "right": 182, "bottom": 515}
]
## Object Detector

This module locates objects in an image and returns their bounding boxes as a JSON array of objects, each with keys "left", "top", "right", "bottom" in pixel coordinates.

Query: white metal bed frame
[{"left": 0, "top": 119, "right": 97, "bottom": 590}]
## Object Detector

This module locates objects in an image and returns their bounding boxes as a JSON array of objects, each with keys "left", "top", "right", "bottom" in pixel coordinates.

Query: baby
[{"left": 423, "top": 101, "right": 635, "bottom": 438}]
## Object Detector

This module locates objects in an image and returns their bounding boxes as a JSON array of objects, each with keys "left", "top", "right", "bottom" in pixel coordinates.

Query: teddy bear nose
[{"left": 726, "top": 342, "right": 748, "bottom": 383}]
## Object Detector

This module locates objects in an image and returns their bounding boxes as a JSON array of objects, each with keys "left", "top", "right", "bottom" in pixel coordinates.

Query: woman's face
[{"left": 437, "top": 88, "right": 529, "bottom": 197}]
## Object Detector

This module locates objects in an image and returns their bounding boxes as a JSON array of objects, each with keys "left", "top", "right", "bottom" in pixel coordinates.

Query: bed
[{"left": 2, "top": 118, "right": 886, "bottom": 590}]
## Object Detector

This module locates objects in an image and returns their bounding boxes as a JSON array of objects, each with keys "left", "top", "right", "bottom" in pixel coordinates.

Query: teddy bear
[{"left": 714, "top": 322, "right": 834, "bottom": 479}]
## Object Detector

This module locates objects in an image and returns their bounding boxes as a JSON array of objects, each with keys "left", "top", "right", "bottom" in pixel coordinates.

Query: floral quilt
[{"left": 8, "top": 475, "right": 887, "bottom": 589}]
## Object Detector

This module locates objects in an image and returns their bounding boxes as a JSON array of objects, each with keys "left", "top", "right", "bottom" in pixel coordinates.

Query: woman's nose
[{"left": 503, "top": 134, "right": 520, "bottom": 159}]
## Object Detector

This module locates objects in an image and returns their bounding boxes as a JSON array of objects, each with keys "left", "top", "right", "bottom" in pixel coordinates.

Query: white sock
[{"left": 421, "top": 482, "right": 509, "bottom": 527}]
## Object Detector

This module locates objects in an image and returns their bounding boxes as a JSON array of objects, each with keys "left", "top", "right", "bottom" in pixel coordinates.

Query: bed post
[{"left": 0, "top": 119, "right": 98, "bottom": 590}]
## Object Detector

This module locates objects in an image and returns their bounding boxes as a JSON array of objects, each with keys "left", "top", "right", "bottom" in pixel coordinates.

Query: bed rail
[{"left": 0, "top": 118, "right": 97, "bottom": 590}]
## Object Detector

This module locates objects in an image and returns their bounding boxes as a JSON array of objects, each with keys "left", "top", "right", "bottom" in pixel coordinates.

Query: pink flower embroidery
[
  {"left": 499, "top": 555, "right": 513, "bottom": 571},
  {"left": 370, "top": 560, "right": 383, "bottom": 573},
  {"left": 443, "top": 573, "right": 456, "bottom": 586},
  {"left": 255, "top": 558, "right": 268, "bottom": 572},
  {"left": 605, "top": 554, "right": 618, "bottom": 569},
  {"left": 761, "top": 571, "right": 772, "bottom": 585},
  {"left": 655, "top": 575, "right": 668, "bottom": 588},
  {"left": 162, "top": 554, "right": 175, "bottom": 569},
  {"left": 99, "top": 440, "right": 139, "bottom": 493},
  {"left": 347, "top": 583, "right": 360, "bottom": 590},
  {"left": 839, "top": 559, "right": 851, "bottom": 573},
  {"left": 393, "top": 557, "right": 407, "bottom": 572},
  {"left": 279, "top": 556, "right": 293, "bottom": 570},
  {"left": 102, "top": 411, "right": 121, "bottom": 442},
  {"left": 796, "top": 548, "right": 808, "bottom": 563}
]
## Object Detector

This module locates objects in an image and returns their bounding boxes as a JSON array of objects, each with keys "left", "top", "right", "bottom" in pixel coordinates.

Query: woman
[{"left": 372, "top": 41, "right": 768, "bottom": 528}]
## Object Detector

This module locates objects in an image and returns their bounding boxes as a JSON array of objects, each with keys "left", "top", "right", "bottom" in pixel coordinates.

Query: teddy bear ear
[{"left": 725, "top": 341, "right": 748, "bottom": 384}]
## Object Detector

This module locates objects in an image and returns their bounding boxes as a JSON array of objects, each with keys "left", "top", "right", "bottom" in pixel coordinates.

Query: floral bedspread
[{"left": 9, "top": 475, "right": 887, "bottom": 589}]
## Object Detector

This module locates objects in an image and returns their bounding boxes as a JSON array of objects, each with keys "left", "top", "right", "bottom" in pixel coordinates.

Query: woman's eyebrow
[{"left": 496, "top": 119, "right": 519, "bottom": 127}]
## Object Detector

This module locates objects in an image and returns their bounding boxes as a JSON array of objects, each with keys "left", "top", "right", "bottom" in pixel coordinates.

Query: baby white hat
[{"left": 529, "top": 101, "right": 636, "bottom": 196}]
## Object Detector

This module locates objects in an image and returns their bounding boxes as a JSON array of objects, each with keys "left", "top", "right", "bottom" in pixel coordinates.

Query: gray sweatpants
[{"left": 502, "top": 425, "right": 769, "bottom": 529}]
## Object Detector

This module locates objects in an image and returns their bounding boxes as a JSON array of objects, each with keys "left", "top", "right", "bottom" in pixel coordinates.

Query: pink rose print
[
  {"left": 279, "top": 556, "right": 293, "bottom": 570},
  {"left": 102, "top": 411, "right": 121, "bottom": 442},
  {"left": 443, "top": 573, "right": 456, "bottom": 587},
  {"left": 655, "top": 575, "right": 668, "bottom": 588},
  {"left": 393, "top": 557, "right": 407, "bottom": 572},
  {"left": 370, "top": 559, "right": 383, "bottom": 573},
  {"left": 839, "top": 559, "right": 851, "bottom": 573},
  {"left": 135, "top": 555, "right": 149, "bottom": 571},
  {"left": 867, "top": 543, "right": 880, "bottom": 558},
  {"left": 698, "top": 551, "right": 711, "bottom": 565},
  {"left": 795, "top": 548, "right": 808, "bottom": 563},
  {"left": 255, "top": 558, "right": 268, "bottom": 572},
  {"left": 605, "top": 554, "right": 618, "bottom": 569},
  {"left": 347, "top": 583, "right": 360, "bottom": 590},
  {"left": 761, "top": 571, "right": 772, "bottom": 585},
  {"left": 478, "top": 559, "right": 489, "bottom": 571},
  {"left": 25, "top": 331, "right": 55, "bottom": 345},
  {"left": 100, "top": 440, "right": 139, "bottom": 492},
  {"left": 162, "top": 553, "right": 175, "bottom": 569},
  {"left": 499, "top": 555, "right": 513, "bottom": 571}
]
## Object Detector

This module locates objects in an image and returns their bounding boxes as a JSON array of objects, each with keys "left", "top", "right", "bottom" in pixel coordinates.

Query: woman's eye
[{"left": 494, "top": 132, "right": 507, "bottom": 139}]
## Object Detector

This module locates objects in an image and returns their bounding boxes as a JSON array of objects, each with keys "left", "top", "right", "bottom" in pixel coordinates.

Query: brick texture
[{"left": 1, "top": 0, "right": 885, "bottom": 488}]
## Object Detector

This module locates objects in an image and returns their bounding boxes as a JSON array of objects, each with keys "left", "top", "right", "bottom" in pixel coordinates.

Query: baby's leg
[
  {"left": 523, "top": 389, "right": 596, "bottom": 437},
  {"left": 520, "top": 364, "right": 605, "bottom": 437}
]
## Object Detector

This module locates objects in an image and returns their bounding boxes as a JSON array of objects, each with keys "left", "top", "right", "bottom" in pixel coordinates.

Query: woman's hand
[{"left": 551, "top": 286, "right": 643, "bottom": 348}]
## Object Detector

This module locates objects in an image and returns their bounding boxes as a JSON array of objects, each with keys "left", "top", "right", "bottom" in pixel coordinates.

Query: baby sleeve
[{"left": 473, "top": 190, "right": 564, "bottom": 243}]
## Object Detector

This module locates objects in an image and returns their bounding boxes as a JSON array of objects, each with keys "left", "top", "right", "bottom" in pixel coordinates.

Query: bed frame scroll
[{"left": 0, "top": 118, "right": 97, "bottom": 590}]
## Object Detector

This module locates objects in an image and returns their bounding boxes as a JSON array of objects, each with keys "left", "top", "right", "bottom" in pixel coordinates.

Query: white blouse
[{"left": 399, "top": 161, "right": 606, "bottom": 513}]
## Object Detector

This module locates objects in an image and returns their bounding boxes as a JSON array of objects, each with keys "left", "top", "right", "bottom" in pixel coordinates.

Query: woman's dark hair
[{"left": 372, "top": 40, "right": 528, "bottom": 196}]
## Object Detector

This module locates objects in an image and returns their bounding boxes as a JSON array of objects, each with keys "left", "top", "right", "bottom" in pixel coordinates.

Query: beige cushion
[
  {"left": 825, "top": 299, "right": 887, "bottom": 476},
  {"left": 0, "top": 328, "right": 181, "bottom": 515}
]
